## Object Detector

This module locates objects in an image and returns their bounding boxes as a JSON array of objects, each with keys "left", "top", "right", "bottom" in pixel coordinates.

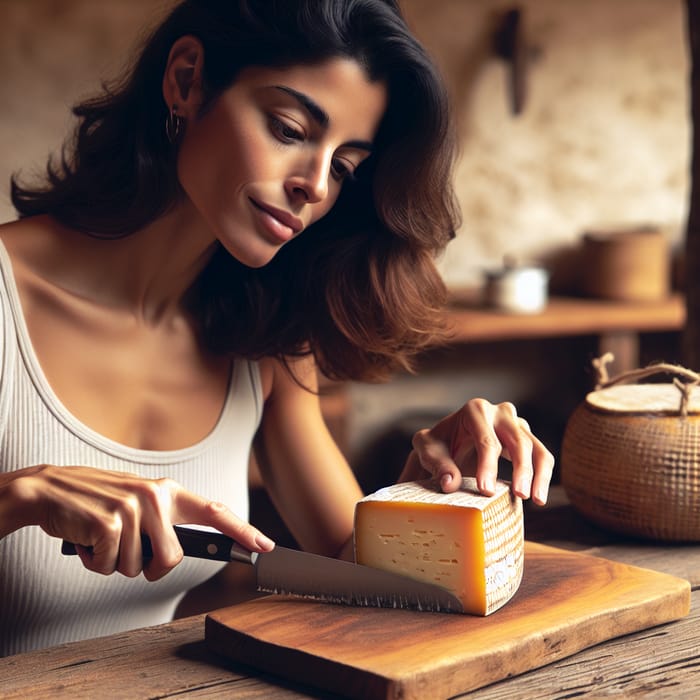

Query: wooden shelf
[{"left": 446, "top": 293, "right": 685, "bottom": 344}]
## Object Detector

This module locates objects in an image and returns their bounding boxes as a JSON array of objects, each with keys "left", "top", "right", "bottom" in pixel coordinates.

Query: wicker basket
[{"left": 561, "top": 357, "right": 700, "bottom": 542}]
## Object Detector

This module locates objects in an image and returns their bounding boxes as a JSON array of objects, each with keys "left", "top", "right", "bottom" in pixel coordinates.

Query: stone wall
[
  {"left": 0, "top": 1, "right": 174, "bottom": 216},
  {"left": 401, "top": 0, "right": 689, "bottom": 287},
  {"left": 0, "top": 0, "right": 689, "bottom": 459},
  {"left": 0, "top": 0, "right": 688, "bottom": 288}
]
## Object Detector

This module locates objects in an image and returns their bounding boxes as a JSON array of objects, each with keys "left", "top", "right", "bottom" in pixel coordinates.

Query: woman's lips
[{"left": 250, "top": 199, "right": 303, "bottom": 243}]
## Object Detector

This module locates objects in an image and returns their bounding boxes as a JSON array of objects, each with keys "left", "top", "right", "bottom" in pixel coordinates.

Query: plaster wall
[
  {"left": 0, "top": 0, "right": 690, "bottom": 459},
  {"left": 0, "top": 1, "right": 689, "bottom": 288},
  {"left": 401, "top": 0, "right": 690, "bottom": 287}
]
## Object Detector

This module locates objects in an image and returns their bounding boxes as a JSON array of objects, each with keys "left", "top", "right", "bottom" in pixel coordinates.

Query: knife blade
[{"left": 62, "top": 525, "right": 463, "bottom": 613}]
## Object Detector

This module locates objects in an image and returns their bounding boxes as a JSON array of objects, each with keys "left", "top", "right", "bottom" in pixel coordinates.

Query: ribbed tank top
[{"left": 0, "top": 241, "right": 262, "bottom": 657}]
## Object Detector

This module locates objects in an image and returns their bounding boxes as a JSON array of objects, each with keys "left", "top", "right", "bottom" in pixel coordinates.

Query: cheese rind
[{"left": 353, "top": 478, "right": 524, "bottom": 615}]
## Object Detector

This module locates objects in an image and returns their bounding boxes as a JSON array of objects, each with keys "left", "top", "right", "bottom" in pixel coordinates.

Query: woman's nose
[{"left": 285, "top": 151, "right": 331, "bottom": 204}]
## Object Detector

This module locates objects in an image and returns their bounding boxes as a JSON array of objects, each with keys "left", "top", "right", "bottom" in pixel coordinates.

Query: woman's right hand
[{"left": 0, "top": 464, "right": 274, "bottom": 580}]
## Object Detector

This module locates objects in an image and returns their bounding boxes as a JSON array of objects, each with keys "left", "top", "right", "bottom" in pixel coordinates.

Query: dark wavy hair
[{"left": 11, "top": 0, "right": 460, "bottom": 381}]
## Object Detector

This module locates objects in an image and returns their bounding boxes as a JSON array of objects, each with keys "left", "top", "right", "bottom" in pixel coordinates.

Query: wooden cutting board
[{"left": 205, "top": 542, "right": 690, "bottom": 700}]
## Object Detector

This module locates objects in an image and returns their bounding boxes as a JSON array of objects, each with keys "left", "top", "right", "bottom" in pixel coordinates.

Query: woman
[{"left": 0, "top": 0, "right": 553, "bottom": 656}]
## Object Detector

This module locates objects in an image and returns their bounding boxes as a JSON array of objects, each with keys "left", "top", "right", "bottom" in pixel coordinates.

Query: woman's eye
[
  {"left": 331, "top": 158, "right": 356, "bottom": 182},
  {"left": 270, "top": 117, "right": 304, "bottom": 144}
]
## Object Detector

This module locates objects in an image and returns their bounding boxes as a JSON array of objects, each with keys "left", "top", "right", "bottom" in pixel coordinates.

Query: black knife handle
[{"left": 61, "top": 525, "right": 237, "bottom": 562}]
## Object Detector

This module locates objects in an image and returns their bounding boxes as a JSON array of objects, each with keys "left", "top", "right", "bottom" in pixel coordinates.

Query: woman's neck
[{"left": 3, "top": 205, "right": 218, "bottom": 327}]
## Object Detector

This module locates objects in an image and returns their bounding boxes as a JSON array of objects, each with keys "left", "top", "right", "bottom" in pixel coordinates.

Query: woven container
[
  {"left": 561, "top": 362, "right": 700, "bottom": 542},
  {"left": 581, "top": 227, "right": 669, "bottom": 302}
]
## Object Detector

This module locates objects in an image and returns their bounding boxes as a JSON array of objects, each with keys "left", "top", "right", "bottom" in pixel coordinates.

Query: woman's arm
[
  {"left": 251, "top": 357, "right": 555, "bottom": 565},
  {"left": 174, "top": 358, "right": 557, "bottom": 618},
  {"left": 254, "top": 355, "right": 363, "bottom": 559},
  {"left": 177, "top": 361, "right": 364, "bottom": 618},
  {"left": 399, "top": 399, "right": 555, "bottom": 504},
  {"left": 0, "top": 463, "right": 274, "bottom": 578}
]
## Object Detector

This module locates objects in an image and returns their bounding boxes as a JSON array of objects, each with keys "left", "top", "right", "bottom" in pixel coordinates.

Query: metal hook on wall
[{"left": 494, "top": 6, "right": 531, "bottom": 116}]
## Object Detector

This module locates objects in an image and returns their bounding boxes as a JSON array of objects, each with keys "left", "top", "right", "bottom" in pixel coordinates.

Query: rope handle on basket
[{"left": 592, "top": 352, "right": 700, "bottom": 417}]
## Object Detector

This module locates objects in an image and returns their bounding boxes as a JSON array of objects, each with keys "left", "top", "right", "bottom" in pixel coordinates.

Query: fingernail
[
  {"left": 483, "top": 477, "right": 495, "bottom": 493},
  {"left": 255, "top": 534, "right": 275, "bottom": 551},
  {"left": 517, "top": 477, "right": 532, "bottom": 496},
  {"left": 440, "top": 473, "right": 453, "bottom": 489}
]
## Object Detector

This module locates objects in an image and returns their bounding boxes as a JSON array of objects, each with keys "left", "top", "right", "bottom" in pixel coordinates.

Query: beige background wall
[
  {"left": 402, "top": 0, "right": 690, "bottom": 287},
  {"left": 0, "top": 0, "right": 689, "bottom": 288},
  {"left": 0, "top": 1, "right": 173, "bottom": 210},
  {"left": 0, "top": 0, "right": 691, "bottom": 458}
]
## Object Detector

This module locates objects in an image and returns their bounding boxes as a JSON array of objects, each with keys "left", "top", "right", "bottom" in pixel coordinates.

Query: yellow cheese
[{"left": 353, "top": 477, "right": 524, "bottom": 615}]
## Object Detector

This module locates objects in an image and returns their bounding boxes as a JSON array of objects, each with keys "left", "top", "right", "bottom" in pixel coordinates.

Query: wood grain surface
[
  {"left": 2, "top": 488, "right": 699, "bottom": 700},
  {"left": 445, "top": 294, "right": 685, "bottom": 343},
  {"left": 205, "top": 542, "right": 691, "bottom": 700}
]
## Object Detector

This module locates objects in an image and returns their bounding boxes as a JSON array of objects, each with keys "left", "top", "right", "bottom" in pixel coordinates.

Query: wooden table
[{"left": 2, "top": 486, "right": 698, "bottom": 700}]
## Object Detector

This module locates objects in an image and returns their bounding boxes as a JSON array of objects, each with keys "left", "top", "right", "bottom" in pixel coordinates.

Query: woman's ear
[{"left": 162, "top": 35, "right": 205, "bottom": 119}]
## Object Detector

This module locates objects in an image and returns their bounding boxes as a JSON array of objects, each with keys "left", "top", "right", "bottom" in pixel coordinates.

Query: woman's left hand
[{"left": 398, "top": 398, "right": 554, "bottom": 505}]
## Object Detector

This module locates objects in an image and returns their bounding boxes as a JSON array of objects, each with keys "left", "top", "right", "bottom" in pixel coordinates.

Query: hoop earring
[{"left": 165, "top": 104, "right": 184, "bottom": 144}]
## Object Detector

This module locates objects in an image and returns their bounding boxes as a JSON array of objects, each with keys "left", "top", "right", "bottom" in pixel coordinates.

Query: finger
[
  {"left": 81, "top": 520, "right": 122, "bottom": 575},
  {"left": 116, "top": 496, "right": 146, "bottom": 578},
  {"left": 175, "top": 491, "right": 275, "bottom": 553},
  {"left": 133, "top": 479, "right": 185, "bottom": 581},
  {"left": 142, "top": 520, "right": 184, "bottom": 582},
  {"left": 530, "top": 439, "right": 555, "bottom": 505},
  {"left": 499, "top": 414, "right": 554, "bottom": 504},
  {"left": 459, "top": 402, "right": 502, "bottom": 496},
  {"left": 411, "top": 429, "right": 462, "bottom": 493},
  {"left": 201, "top": 500, "right": 276, "bottom": 551},
  {"left": 499, "top": 416, "right": 535, "bottom": 500},
  {"left": 76, "top": 543, "right": 96, "bottom": 571}
]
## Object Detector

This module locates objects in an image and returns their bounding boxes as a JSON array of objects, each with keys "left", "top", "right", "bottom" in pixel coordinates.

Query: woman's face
[{"left": 177, "top": 57, "right": 387, "bottom": 268}]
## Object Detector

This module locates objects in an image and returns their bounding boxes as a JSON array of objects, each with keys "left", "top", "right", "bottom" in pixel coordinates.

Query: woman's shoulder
[
  {"left": 0, "top": 217, "right": 60, "bottom": 299},
  {"left": 0, "top": 216, "right": 92, "bottom": 298},
  {"left": 0, "top": 215, "right": 63, "bottom": 264},
  {"left": 0, "top": 217, "right": 40, "bottom": 293},
  {"left": 257, "top": 354, "right": 320, "bottom": 405}
]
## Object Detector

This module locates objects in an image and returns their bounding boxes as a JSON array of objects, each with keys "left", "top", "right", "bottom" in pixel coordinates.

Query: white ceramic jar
[{"left": 484, "top": 263, "right": 549, "bottom": 314}]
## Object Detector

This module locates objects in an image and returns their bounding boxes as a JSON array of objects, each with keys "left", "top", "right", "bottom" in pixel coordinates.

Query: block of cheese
[{"left": 353, "top": 477, "right": 524, "bottom": 615}]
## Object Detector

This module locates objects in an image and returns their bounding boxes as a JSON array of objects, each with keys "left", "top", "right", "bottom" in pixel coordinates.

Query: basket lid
[{"left": 586, "top": 383, "right": 700, "bottom": 415}]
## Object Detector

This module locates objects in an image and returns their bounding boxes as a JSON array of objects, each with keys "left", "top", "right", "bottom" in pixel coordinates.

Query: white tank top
[{"left": 0, "top": 241, "right": 262, "bottom": 656}]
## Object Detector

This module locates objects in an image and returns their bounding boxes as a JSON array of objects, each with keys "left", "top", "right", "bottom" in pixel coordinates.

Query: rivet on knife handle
[{"left": 61, "top": 525, "right": 243, "bottom": 562}]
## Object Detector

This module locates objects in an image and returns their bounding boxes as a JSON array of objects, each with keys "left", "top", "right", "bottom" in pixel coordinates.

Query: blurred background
[{"left": 0, "top": 0, "right": 690, "bottom": 499}]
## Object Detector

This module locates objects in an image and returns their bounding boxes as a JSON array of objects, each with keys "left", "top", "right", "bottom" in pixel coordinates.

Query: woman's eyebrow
[
  {"left": 273, "top": 85, "right": 329, "bottom": 127},
  {"left": 272, "top": 85, "right": 374, "bottom": 152}
]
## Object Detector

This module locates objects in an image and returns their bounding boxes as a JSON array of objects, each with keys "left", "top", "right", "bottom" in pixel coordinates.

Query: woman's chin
[{"left": 222, "top": 242, "right": 280, "bottom": 269}]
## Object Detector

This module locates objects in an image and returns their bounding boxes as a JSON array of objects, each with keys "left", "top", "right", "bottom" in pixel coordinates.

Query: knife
[{"left": 61, "top": 525, "right": 463, "bottom": 613}]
